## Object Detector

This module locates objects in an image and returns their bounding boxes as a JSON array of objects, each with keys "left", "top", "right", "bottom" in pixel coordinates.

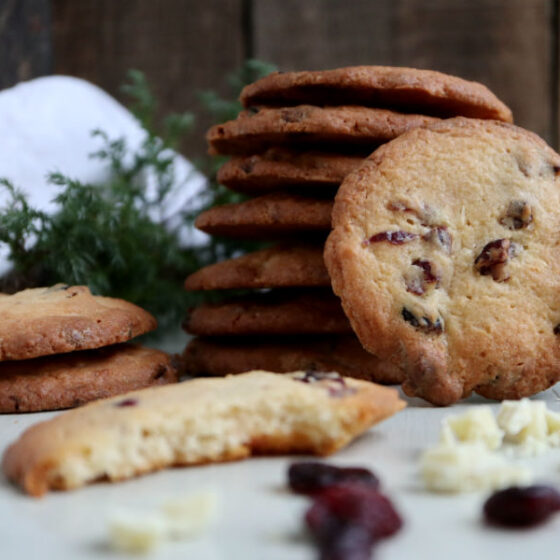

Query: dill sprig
[{"left": 0, "top": 61, "right": 275, "bottom": 334}]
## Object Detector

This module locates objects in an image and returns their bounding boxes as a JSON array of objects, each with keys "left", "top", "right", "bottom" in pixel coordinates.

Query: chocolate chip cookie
[
  {"left": 183, "top": 289, "right": 351, "bottom": 336},
  {"left": 325, "top": 118, "right": 560, "bottom": 405},
  {"left": 184, "top": 244, "right": 330, "bottom": 291},
  {"left": 195, "top": 192, "right": 332, "bottom": 238},
  {"left": 0, "top": 345, "right": 177, "bottom": 413},
  {"left": 207, "top": 105, "right": 439, "bottom": 155},
  {"left": 0, "top": 285, "right": 156, "bottom": 361},
  {"left": 240, "top": 66, "right": 513, "bottom": 122},
  {"left": 182, "top": 335, "right": 403, "bottom": 385},
  {"left": 217, "top": 148, "right": 363, "bottom": 194}
]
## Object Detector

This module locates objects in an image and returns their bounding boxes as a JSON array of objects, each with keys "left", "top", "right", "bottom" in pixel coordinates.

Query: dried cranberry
[
  {"left": 474, "top": 238, "right": 512, "bottom": 282},
  {"left": 406, "top": 259, "right": 440, "bottom": 295},
  {"left": 401, "top": 307, "right": 443, "bottom": 334},
  {"left": 317, "top": 524, "right": 374, "bottom": 560},
  {"left": 413, "top": 260, "right": 438, "bottom": 284},
  {"left": 500, "top": 201, "right": 533, "bottom": 230},
  {"left": 296, "top": 371, "right": 343, "bottom": 383},
  {"left": 305, "top": 485, "right": 403, "bottom": 542},
  {"left": 293, "top": 371, "right": 356, "bottom": 398},
  {"left": 365, "top": 231, "right": 418, "bottom": 245},
  {"left": 115, "top": 398, "right": 138, "bottom": 407},
  {"left": 484, "top": 485, "right": 560, "bottom": 527},
  {"left": 288, "top": 462, "right": 380, "bottom": 495}
]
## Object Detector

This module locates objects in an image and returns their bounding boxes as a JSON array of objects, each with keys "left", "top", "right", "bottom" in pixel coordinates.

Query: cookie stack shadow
[
  {"left": 0, "top": 285, "right": 177, "bottom": 413},
  {"left": 182, "top": 66, "right": 513, "bottom": 384}
]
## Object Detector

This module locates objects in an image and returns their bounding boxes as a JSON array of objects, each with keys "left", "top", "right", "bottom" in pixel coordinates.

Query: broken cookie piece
[{"left": 2, "top": 371, "right": 405, "bottom": 496}]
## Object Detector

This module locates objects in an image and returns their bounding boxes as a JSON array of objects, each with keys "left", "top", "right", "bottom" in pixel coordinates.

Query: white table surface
[{"left": 1, "top": 334, "right": 560, "bottom": 560}]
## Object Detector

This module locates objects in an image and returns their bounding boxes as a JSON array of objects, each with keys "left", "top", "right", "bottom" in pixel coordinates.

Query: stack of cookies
[
  {"left": 182, "top": 66, "right": 512, "bottom": 383},
  {"left": 0, "top": 285, "right": 177, "bottom": 413}
]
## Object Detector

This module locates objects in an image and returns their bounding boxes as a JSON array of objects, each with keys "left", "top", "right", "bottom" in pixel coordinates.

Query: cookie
[
  {"left": 182, "top": 335, "right": 404, "bottom": 385},
  {"left": 207, "top": 105, "right": 439, "bottom": 155},
  {"left": 3, "top": 370, "right": 405, "bottom": 496},
  {"left": 325, "top": 117, "right": 560, "bottom": 405},
  {"left": 240, "top": 66, "right": 513, "bottom": 122},
  {"left": 0, "top": 345, "right": 177, "bottom": 413},
  {"left": 195, "top": 192, "right": 332, "bottom": 238},
  {"left": 184, "top": 244, "right": 329, "bottom": 291},
  {"left": 0, "top": 285, "right": 156, "bottom": 361},
  {"left": 217, "top": 148, "right": 363, "bottom": 194},
  {"left": 183, "top": 289, "right": 351, "bottom": 336}
]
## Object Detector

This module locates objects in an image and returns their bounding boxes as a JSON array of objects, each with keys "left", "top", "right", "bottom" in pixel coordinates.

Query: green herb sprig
[{"left": 0, "top": 61, "right": 275, "bottom": 334}]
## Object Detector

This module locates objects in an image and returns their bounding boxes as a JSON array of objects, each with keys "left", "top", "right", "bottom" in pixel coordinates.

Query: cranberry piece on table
[
  {"left": 484, "top": 485, "right": 560, "bottom": 527},
  {"left": 288, "top": 462, "right": 380, "bottom": 495},
  {"left": 305, "top": 485, "right": 402, "bottom": 559}
]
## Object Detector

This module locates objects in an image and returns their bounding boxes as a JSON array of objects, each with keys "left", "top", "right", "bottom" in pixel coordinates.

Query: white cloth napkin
[{"left": 0, "top": 75, "right": 208, "bottom": 275}]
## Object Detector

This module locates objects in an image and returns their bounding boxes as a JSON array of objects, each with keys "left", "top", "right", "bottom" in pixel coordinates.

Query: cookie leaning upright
[
  {"left": 0, "top": 284, "right": 156, "bottom": 360},
  {"left": 325, "top": 118, "right": 560, "bottom": 405}
]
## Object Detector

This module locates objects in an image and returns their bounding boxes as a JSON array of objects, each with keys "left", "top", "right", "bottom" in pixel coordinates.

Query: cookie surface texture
[
  {"left": 184, "top": 244, "right": 330, "bottom": 291},
  {"left": 217, "top": 149, "right": 363, "bottom": 194},
  {"left": 184, "top": 290, "right": 351, "bottom": 336},
  {"left": 207, "top": 105, "right": 439, "bottom": 155},
  {"left": 325, "top": 118, "right": 560, "bottom": 405},
  {"left": 194, "top": 192, "right": 332, "bottom": 238},
  {"left": 0, "top": 345, "right": 177, "bottom": 413},
  {"left": 3, "top": 371, "right": 405, "bottom": 496},
  {"left": 240, "top": 66, "right": 513, "bottom": 122},
  {"left": 182, "top": 335, "right": 403, "bottom": 384},
  {"left": 0, "top": 285, "right": 156, "bottom": 360}
]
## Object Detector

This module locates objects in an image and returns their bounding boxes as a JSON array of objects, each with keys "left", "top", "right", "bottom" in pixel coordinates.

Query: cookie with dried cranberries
[{"left": 325, "top": 117, "right": 560, "bottom": 405}]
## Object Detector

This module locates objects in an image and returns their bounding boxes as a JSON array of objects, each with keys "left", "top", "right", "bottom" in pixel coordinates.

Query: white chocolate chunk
[
  {"left": 108, "top": 490, "right": 218, "bottom": 553},
  {"left": 497, "top": 399, "right": 560, "bottom": 456},
  {"left": 109, "top": 510, "right": 167, "bottom": 553},
  {"left": 420, "top": 442, "right": 533, "bottom": 493},
  {"left": 161, "top": 491, "right": 219, "bottom": 539},
  {"left": 440, "top": 406, "right": 504, "bottom": 450}
]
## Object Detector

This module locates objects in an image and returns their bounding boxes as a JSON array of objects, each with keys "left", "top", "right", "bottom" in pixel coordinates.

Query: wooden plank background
[{"left": 1, "top": 0, "right": 559, "bottom": 156}]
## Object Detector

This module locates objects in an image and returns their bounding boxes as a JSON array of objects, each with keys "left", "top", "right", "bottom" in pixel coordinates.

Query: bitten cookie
[
  {"left": 3, "top": 370, "right": 405, "bottom": 496},
  {"left": 207, "top": 105, "right": 439, "bottom": 155},
  {"left": 0, "top": 345, "right": 177, "bottom": 413},
  {"left": 182, "top": 335, "right": 403, "bottom": 384},
  {"left": 0, "top": 285, "right": 156, "bottom": 361},
  {"left": 240, "top": 66, "right": 513, "bottom": 122},
  {"left": 184, "top": 244, "right": 330, "bottom": 291},
  {"left": 183, "top": 290, "right": 351, "bottom": 336},
  {"left": 217, "top": 148, "right": 364, "bottom": 194},
  {"left": 195, "top": 192, "right": 332, "bottom": 238},
  {"left": 325, "top": 118, "right": 560, "bottom": 405}
]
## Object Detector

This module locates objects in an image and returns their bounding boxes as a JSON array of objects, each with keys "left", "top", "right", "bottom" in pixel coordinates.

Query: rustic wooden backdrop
[{"left": 1, "top": 0, "right": 559, "bottom": 156}]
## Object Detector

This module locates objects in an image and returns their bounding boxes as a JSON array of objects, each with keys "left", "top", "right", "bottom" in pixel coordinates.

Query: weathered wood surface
[
  {"left": 1, "top": 0, "right": 559, "bottom": 150},
  {"left": 52, "top": 0, "right": 247, "bottom": 156},
  {"left": 254, "top": 0, "right": 554, "bottom": 144},
  {"left": 0, "top": 0, "right": 52, "bottom": 89}
]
